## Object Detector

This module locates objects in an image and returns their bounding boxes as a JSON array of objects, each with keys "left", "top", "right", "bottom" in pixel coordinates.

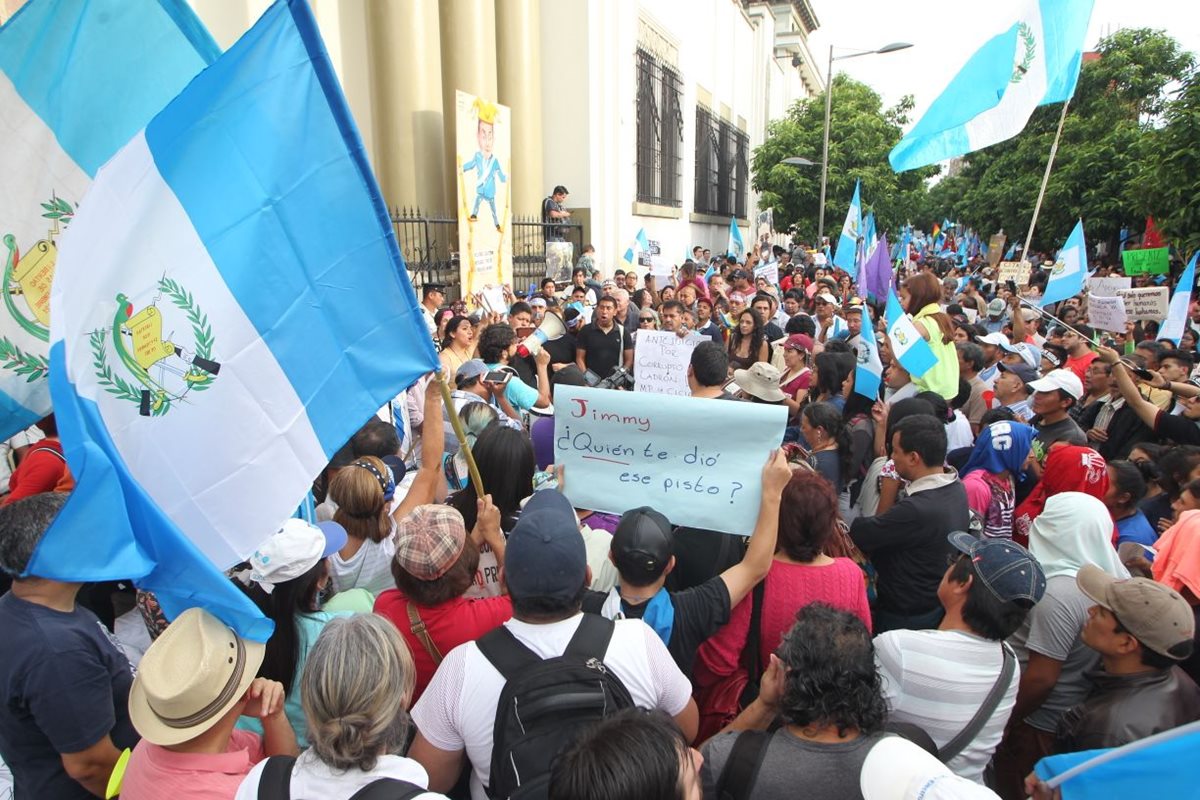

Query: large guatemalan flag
[
  {"left": 0, "top": 0, "right": 218, "bottom": 441},
  {"left": 889, "top": 0, "right": 1094, "bottom": 172},
  {"left": 33, "top": 0, "right": 439, "bottom": 640}
]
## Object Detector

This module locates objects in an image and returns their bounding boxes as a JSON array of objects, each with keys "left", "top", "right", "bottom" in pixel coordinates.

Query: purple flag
[{"left": 863, "top": 233, "right": 892, "bottom": 301}]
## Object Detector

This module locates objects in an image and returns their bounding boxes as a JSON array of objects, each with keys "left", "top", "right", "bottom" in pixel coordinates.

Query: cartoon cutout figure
[{"left": 461, "top": 98, "right": 507, "bottom": 232}]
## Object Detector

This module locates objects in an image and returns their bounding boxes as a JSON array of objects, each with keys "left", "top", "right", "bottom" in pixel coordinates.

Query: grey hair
[
  {"left": 0, "top": 492, "right": 67, "bottom": 576},
  {"left": 301, "top": 614, "right": 416, "bottom": 772}
]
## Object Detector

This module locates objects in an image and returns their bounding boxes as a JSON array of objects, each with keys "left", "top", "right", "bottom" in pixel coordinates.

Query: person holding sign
[{"left": 581, "top": 450, "right": 791, "bottom": 676}]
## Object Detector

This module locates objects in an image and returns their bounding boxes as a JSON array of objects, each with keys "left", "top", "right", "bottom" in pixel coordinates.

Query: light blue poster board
[{"left": 553, "top": 386, "right": 787, "bottom": 534}]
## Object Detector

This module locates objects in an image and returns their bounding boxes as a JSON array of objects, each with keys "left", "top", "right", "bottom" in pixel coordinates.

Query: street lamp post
[{"left": 816, "top": 42, "right": 912, "bottom": 243}]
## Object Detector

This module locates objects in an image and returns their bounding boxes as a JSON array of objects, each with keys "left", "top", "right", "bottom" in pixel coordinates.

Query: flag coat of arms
[
  {"left": 0, "top": 0, "right": 218, "bottom": 441},
  {"left": 728, "top": 218, "right": 745, "bottom": 260},
  {"left": 886, "top": 289, "right": 938, "bottom": 379},
  {"left": 1040, "top": 219, "right": 1086, "bottom": 307},
  {"left": 833, "top": 180, "right": 862, "bottom": 276},
  {"left": 890, "top": 0, "right": 1094, "bottom": 172},
  {"left": 37, "top": 0, "right": 439, "bottom": 639},
  {"left": 854, "top": 312, "right": 883, "bottom": 400}
]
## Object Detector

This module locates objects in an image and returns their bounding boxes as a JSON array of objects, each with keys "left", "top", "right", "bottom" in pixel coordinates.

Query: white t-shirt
[
  {"left": 581, "top": 523, "right": 619, "bottom": 593},
  {"left": 874, "top": 629, "right": 1019, "bottom": 783},
  {"left": 235, "top": 751, "right": 446, "bottom": 800},
  {"left": 329, "top": 537, "right": 396, "bottom": 596},
  {"left": 946, "top": 410, "right": 974, "bottom": 452},
  {"left": 411, "top": 614, "right": 693, "bottom": 800}
]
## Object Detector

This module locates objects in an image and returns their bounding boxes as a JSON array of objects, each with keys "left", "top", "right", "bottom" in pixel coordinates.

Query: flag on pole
[
  {"left": 727, "top": 217, "right": 745, "bottom": 260},
  {"left": 1039, "top": 219, "right": 1087, "bottom": 307},
  {"left": 0, "top": 0, "right": 218, "bottom": 442},
  {"left": 1159, "top": 252, "right": 1198, "bottom": 345},
  {"left": 862, "top": 211, "right": 877, "bottom": 257},
  {"left": 863, "top": 234, "right": 892, "bottom": 301},
  {"left": 889, "top": 0, "right": 1094, "bottom": 172},
  {"left": 1143, "top": 216, "right": 1165, "bottom": 249},
  {"left": 854, "top": 309, "right": 883, "bottom": 400},
  {"left": 833, "top": 180, "right": 862, "bottom": 276},
  {"left": 886, "top": 289, "right": 938, "bottom": 378},
  {"left": 622, "top": 228, "right": 650, "bottom": 270},
  {"left": 36, "top": 0, "right": 440, "bottom": 640},
  {"left": 1035, "top": 721, "right": 1200, "bottom": 798}
]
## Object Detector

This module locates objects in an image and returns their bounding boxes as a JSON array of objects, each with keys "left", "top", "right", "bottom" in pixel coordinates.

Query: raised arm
[{"left": 393, "top": 375, "right": 445, "bottom": 520}]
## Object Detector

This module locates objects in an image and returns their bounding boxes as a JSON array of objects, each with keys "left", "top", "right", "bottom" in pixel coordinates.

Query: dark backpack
[
  {"left": 476, "top": 614, "right": 635, "bottom": 800},
  {"left": 256, "top": 755, "right": 426, "bottom": 800}
]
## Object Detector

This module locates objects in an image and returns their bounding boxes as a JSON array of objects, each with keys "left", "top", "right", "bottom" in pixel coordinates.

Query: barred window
[
  {"left": 694, "top": 106, "right": 748, "bottom": 218},
  {"left": 636, "top": 48, "right": 682, "bottom": 207}
]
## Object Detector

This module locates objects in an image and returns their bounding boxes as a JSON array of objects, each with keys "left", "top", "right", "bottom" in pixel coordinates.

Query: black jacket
[
  {"left": 1055, "top": 666, "right": 1200, "bottom": 754},
  {"left": 849, "top": 475, "right": 970, "bottom": 616}
]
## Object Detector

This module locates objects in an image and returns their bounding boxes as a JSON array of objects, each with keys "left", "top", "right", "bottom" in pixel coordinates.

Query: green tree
[
  {"left": 1137, "top": 69, "right": 1200, "bottom": 256},
  {"left": 752, "top": 74, "right": 937, "bottom": 243},
  {"left": 939, "top": 28, "right": 1194, "bottom": 255}
]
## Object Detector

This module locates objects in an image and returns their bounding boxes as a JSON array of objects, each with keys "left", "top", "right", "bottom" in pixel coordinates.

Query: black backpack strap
[
  {"left": 580, "top": 589, "right": 607, "bottom": 615},
  {"left": 564, "top": 612, "right": 616, "bottom": 660},
  {"left": 346, "top": 778, "right": 427, "bottom": 800},
  {"left": 477, "top": 625, "right": 542, "bottom": 682},
  {"left": 738, "top": 578, "right": 767, "bottom": 709},
  {"left": 937, "top": 643, "right": 1016, "bottom": 763},
  {"left": 256, "top": 755, "right": 297, "bottom": 800},
  {"left": 714, "top": 730, "right": 771, "bottom": 800}
]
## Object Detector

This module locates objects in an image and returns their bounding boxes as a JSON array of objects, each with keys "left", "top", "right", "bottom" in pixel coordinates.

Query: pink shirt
[{"left": 119, "top": 728, "right": 265, "bottom": 800}]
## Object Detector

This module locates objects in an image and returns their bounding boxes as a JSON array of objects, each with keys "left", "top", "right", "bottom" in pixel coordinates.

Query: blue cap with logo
[{"left": 947, "top": 531, "right": 1046, "bottom": 607}]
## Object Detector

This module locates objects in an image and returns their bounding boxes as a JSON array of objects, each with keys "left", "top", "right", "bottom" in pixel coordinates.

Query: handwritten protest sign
[
  {"left": 753, "top": 262, "right": 779, "bottom": 286},
  {"left": 1117, "top": 287, "right": 1169, "bottom": 320},
  {"left": 998, "top": 260, "right": 1032, "bottom": 285},
  {"left": 1086, "top": 293, "right": 1127, "bottom": 332},
  {"left": 634, "top": 330, "right": 703, "bottom": 396},
  {"left": 1122, "top": 247, "right": 1169, "bottom": 275},
  {"left": 553, "top": 386, "right": 786, "bottom": 534},
  {"left": 1087, "top": 276, "right": 1130, "bottom": 296},
  {"left": 987, "top": 234, "right": 1006, "bottom": 267}
]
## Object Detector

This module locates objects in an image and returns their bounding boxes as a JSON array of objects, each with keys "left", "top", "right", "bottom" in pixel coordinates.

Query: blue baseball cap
[
  {"left": 948, "top": 532, "right": 1046, "bottom": 607},
  {"left": 505, "top": 490, "right": 587, "bottom": 602}
]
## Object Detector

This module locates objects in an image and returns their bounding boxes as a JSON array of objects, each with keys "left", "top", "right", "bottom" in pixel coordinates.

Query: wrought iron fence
[{"left": 390, "top": 208, "right": 585, "bottom": 301}]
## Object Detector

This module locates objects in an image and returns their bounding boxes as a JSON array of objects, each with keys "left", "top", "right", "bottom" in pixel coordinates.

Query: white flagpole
[{"left": 1017, "top": 100, "right": 1072, "bottom": 267}]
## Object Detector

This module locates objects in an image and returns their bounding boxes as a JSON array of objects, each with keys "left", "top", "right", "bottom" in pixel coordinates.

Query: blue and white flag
[
  {"left": 0, "top": 0, "right": 217, "bottom": 441},
  {"left": 854, "top": 312, "right": 883, "bottom": 400},
  {"left": 1159, "top": 252, "right": 1198, "bottom": 345},
  {"left": 35, "top": 0, "right": 439, "bottom": 640},
  {"left": 1040, "top": 219, "right": 1087, "bottom": 307},
  {"left": 1035, "top": 720, "right": 1200, "bottom": 798},
  {"left": 727, "top": 218, "right": 745, "bottom": 260},
  {"left": 886, "top": 289, "right": 938, "bottom": 378},
  {"left": 833, "top": 180, "right": 862, "bottom": 276},
  {"left": 862, "top": 211, "right": 877, "bottom": 259},
  {"left": 889, "top": 0, "right": 1094, "bottom": 172}
]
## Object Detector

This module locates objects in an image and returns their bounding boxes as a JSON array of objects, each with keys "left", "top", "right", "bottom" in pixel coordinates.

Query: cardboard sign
[
  {"left": 1117, "top": 287, "right": 1170, "bottom": 320},
  {"left": 998, "top": 260, "right": 1032, "bottom": 285},
  {"left": 1087, "top": 276, "right": 1130, "bottom": 296},
  {"left": 649, "top": 255, "right": 674, "bottom": 280},
  {"left": 553, "top": 386, "right": 786, "bottom": 534},
  {"left": 987, "top": 234, "right": 1007, "bottom": 267},
  {"left": 633, "top": 330, "right": 704, "bottom": 396},
  {"left": 1122, "top": 247, "right": 1170, "bottom": 275},
  {"left": 753, "top": 262, "right": 779, "bottom": 286},
  {"left": 1086, "top": 293, "right": 1127, "bottom": 332}
]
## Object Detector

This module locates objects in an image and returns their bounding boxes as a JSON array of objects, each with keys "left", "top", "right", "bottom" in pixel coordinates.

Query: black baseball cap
[
  {"left": 422, "top": 283, "right": 446, "bottom": 298},
  {"left": 612, "top": 507, "right": 674, "bottom": 586},
  {"left": 948, "top": 532, "right": 1046, "bottom": 607}
]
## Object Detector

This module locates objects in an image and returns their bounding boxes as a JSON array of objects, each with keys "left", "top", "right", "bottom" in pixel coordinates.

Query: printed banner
[
  {"left": 633, "top": 330, "right": 703, "bottom": 396},
  {"left": 456, "top": 90, "right": 512, "bottom": 297},
  {"left": 1121, "top": 247, "right": 1170, "bottom": 275},
  {"left": 553, "top": 386, "right": 786, "bottom": 534}
]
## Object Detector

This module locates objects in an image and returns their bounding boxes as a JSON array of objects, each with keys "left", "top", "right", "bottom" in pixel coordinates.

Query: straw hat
[
  {"left": 733, "top": 362, "right": 787, "bottom": 402},
  {"left": 128, "top": 608, "right": 265, "bottom": 746}
]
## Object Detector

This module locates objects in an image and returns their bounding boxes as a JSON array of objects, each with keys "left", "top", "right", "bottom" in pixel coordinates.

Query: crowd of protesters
[{"left": 2, "top": 233, "right": 1200, "bottom": 800}]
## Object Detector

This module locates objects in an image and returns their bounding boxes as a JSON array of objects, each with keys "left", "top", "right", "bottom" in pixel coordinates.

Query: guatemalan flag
[
  {"left": 886, "top": 289, "right": 938, "bottom": 379},
  {"left": 34, "top": 0, "right": 439, "bottom": 640},
  {"left": 889, "top": 0, "right": 1094, "bottom": 172},
  {"left": 833, "top": 179, "right": 862, "bottom": 277},
  {"left": 853, "top": 309, "right": 883, "bottom": 400},
  {"left": 727, "top": 218, "right": 745, "bottom": 261},
  {"left": 0, "top": 0, "right": 218, "bottom": 441},
  {"left": 1159, "top": 252, "right": 1198, "bottom": 345},
  {"left": 1040, "top": 219, "right": 1087, "bottom": 307}
]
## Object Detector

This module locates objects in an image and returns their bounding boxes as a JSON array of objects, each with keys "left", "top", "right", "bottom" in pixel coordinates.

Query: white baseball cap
[
  {"left": 975, "top": 332, "right": 1011, "bottom": 348},
  {"left": 1028, "top": 368, "right": 1084, "bottom": 400},
  {"left": 860, "top": 737, "right": 1001, "bottom": 800},
  {"left": 1011, "top": 342, "right": 1040, "bottom": 368},
  {"left": 249, "top": 519, "right": 347, "bottom": 593},
  {"left": 815, "top": 292, "right": 840, "bottom": 306}
]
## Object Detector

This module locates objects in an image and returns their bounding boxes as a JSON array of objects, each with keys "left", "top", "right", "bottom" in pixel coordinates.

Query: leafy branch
[{"left": 0, "top": 337, "right": 48, "bottom": 382}]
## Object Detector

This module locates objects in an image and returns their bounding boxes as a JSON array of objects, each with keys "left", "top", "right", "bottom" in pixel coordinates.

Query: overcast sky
[{"left": 807, "top": 0, "right": 1200, "bottom": 130}]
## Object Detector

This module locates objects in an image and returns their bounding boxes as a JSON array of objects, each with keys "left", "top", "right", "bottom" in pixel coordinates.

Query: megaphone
[{"left": 517, "top": 313, "right": 567, "bottom": 357}]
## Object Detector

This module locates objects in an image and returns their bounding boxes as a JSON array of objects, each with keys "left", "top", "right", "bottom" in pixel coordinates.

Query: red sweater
[
  {"left": 695, "top": 557, "right": 871, "bottom": 679},
  {"left": 4, "top": 439, "right": 66, "bottom": 505}
]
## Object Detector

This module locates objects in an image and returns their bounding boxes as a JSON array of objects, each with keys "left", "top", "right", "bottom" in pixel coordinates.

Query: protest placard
[
  {"left": 753, "top": 262, "right": 779, "bottom": 286},
  {"left": 1086, "top": 293, "right": 1127, "bottom": 332},
  {"left": 1117, "top": 287, "right": 1169, "bottom": 320},
  {"left": 1087, "top": 276, "right": 1130, "bottom": 296},
  {"left": 633, "top": 330, "right": 703, "bottom": 396},
  {"left": 650, "top": 255, "right": 674, "bottom": 280},
  {"left": 1121, "top": 247, "right": 1170, "bottom": 275},
  {"left": 998, "top": 260, "right": 1032, "bottom": 285},
  {"left": 553, "top": 386, "right": 786, "bottom": 534},
  {"left": 987, "top": 234, "right": 1006, "bottom": 267}
]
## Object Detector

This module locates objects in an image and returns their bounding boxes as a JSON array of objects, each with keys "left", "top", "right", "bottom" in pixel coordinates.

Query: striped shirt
[{"left": 874, "top": 629, "right": 1019, "bottom": 783}]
